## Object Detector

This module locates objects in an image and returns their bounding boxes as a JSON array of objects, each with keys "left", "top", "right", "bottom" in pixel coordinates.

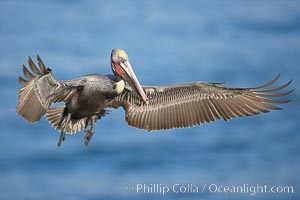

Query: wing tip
[
  {"left": 252, "top": 74, "right": 294, "bottom": 100},
  {"left": 254, "top": 73, "right": 281, "bottom": 89},
  {"left": 18, "top": 76, "right": 28, "bottom": 85},
  {"left": 37, "top": 54, "right": 52, "bottom": 73}
]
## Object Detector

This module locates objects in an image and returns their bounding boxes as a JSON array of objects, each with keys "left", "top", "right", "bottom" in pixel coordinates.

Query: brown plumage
[
  {"left": 108, "top": 74, "right": 294, "bottom": 131},
  {"left": 17, "top": 49, "right": 294, "bottom": 147},
  {"left": 17, "top": 55, "right": 117, "bottom": 147}
]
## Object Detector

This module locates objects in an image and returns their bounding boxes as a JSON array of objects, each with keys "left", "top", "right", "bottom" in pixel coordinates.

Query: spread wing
[
  {"left": 108, "top": 74, "right": 294, "bottom": 131},
  {"left": 17, "top": 55, "right": 78, "bottom": 123}
]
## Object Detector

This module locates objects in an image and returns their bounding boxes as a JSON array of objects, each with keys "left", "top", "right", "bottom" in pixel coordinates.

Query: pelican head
[{"left": 111, "top": 49, "right": 148, "bottom": 103}]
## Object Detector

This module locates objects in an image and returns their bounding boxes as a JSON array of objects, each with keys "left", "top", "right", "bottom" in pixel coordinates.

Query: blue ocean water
[{"left": 0, "top": 1, "right": 299, "bottom": 199}]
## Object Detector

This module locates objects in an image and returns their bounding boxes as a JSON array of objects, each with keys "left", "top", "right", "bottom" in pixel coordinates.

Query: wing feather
[
  {"left": 17, "top": 55, "right": 78, "bottom": 123},
  {"left": 108, "top": 74, "right": 293, "bottom": 131}
]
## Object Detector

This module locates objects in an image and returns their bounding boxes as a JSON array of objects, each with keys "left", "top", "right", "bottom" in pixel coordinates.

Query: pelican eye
[{"left": 118, "top": 56, "right": 127, "bottom": 63}]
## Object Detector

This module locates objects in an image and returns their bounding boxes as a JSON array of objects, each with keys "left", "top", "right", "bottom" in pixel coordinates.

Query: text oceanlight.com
[{"left": 126, "top": 183, "right": 294, "bottom": 196}]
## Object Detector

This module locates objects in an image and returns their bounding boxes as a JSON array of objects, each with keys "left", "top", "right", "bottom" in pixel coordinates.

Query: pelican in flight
[{"left": 17, "top": 49, "right": 294, "bottom": 147}]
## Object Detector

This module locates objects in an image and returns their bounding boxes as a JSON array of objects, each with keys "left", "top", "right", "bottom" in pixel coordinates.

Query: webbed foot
[
  {"left": 84, "top": 127, "right": 95, "bottom": 146},
  {"left": 57, "top": 131, "right": 66, "bottom": 148}
]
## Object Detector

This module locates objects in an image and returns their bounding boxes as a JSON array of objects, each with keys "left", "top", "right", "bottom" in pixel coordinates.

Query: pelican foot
[
  {"left": 84, "top": 127, "right": 95, "bottom": 146},
  {"left": 57, "top": 131, "right": 66, "bottom": 148}
]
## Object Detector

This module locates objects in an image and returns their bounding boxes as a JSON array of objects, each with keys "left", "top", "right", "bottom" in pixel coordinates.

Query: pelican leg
[
  {"left": 57, "top": 130, "right": 66, "bottom": 148},
  {"left": 57, "top": 113, "right": 71, "bottom": 148},
  {"left": 84, "top": 115, "right": 98, "bottom": 146},
  {"left": 84, "top": 125, "right": 95, "bottom": 146}
]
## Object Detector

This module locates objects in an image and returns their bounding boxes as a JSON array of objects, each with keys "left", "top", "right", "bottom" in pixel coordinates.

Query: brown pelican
[{"left": 17, "top": 49, "right": 294, "bottom": 147}]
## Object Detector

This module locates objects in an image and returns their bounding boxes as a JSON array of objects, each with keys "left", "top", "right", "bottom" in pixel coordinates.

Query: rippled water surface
[{"left": 0, "top": 1, "right": 299, "bottom": 200}]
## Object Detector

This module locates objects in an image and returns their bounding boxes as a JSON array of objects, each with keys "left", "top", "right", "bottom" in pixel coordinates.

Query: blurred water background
[{"left": 0, "top": 1, "right": 299, "bottom": 199}]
